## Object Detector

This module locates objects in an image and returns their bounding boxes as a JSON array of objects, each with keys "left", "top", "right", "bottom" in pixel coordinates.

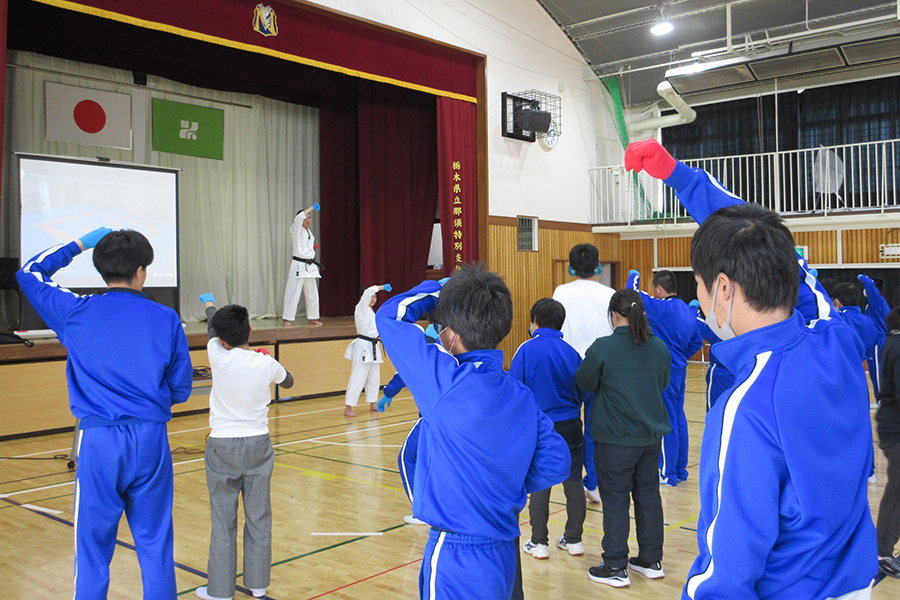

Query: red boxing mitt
[
  {"left": 624, "top": 139, "right": 677, "bottom": 180},
  {"left": 313, "top": 244, "right": 319, "bottom": 250},
  {"left": 254, "top": 348, "right": 271, "bottom": 356}
]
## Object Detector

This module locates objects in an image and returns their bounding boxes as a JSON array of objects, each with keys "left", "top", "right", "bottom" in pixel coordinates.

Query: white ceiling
[{"left": 536, "top": 0, "right": 900, "bottom": 106}]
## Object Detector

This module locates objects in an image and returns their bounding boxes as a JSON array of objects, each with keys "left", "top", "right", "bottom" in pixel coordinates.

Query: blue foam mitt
[
  {"left": 199, "top": 293, "right": 216, "bottom": 305},
  {"left": 377, "top": 396, "right": 393, "bottom": 412},
  {"left": 384, "top": 283, "right": 392, "bottom": 292},
  {"left": 79, "top": 227, "right": 113, "bottom": 250},
  {"left": 312, "top": 203, "right": 321, "bottom": 210}
]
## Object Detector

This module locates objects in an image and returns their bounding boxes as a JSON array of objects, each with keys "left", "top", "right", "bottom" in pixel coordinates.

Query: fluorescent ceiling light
[{"left": 650, "top": 21, "right": 674, "bottom": 36}]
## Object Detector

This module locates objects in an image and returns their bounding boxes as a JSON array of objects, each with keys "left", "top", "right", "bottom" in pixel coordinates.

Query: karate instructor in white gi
[{"left": 282, "top": 203, "right": 323, "bottom": 327}]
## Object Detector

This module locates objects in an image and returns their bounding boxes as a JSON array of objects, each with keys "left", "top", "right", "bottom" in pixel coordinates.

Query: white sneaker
[
  {"left": 195, "top": 587, "right": 232, "bottom": 600},
  {"left": 404, "top": 515, "right": 428, "bottom": 525},
  {"left": 869, "top": 474, "right": 878, "bottom": 484},
  {"left": 871, "top": 401, "right": 880, "bottom": 409},
  {"left": 584, "top": 486, "right": 601, "bottom": 504},
  {"left": 250, "top": 589, "right": 266, "bottom": 598},
  {"left": 523, "top": 539, "right": 550, "bottom": 559},
  {"left": 556, "top": 535, "right": 584, "bottom": 556}
]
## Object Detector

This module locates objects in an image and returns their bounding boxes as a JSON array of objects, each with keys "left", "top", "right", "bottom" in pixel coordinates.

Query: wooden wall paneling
[
  {"left": 792, "top": 230, "right": 838, "bottom": 264},
  {"left": 842, "top": 228, "right": 899, "bottom": 264},
  {"left": 488, "top": 222, "right": 614, "bottom": 367},
  {"left": 620, "top": 239, "right": 655, "bottom": 290},
  {"left": 658, "top": 237, "right": 692, "bottom": 269}
]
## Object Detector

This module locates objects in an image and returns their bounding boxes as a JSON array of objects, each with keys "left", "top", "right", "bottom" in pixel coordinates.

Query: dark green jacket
[{"left": 576, "top": 326, "right": 672, "bottom": 446}]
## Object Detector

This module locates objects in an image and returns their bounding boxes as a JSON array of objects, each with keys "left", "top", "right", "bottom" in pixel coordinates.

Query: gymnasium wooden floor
[{"left": 1, "top": 363, "right": 898, "bottom": 599}]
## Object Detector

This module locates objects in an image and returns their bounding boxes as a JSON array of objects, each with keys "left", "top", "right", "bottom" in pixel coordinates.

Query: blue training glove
[
  {"left": 312, "top": 203, "right": 321, "bottom": 210},
  {"left": 629, "top": 269, "right": 640, "bottom": 277},
  {"left": 858, "top": 274, "right": 871, "bottom": 283},
  {"left": 199, "top": 293, "right": 216, "bottom": 305},
  {"left": 79, "top": 227, "right": 113, "bottom": 250},
  {"left": 438, "top": 277, "right": 451, "bottom": 286},
  {"left": 377, "top": 395, "right": 393, "bottom": 412},
  {"left": 689, "top": 299, "right": 700, "bottom": 309},
  {"left": 383, "top": 283, "right": 392, "bottom": 292}
]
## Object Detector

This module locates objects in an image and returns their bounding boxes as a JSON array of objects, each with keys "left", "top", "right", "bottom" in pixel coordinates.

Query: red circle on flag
[{"left": 73, "top": 100, "right": 106, "bottom": 134}]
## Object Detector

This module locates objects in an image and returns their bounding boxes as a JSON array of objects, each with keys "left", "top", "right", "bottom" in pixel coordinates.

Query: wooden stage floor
[{"left": 0, "top": 364, "right": 897, "bottom": 599}]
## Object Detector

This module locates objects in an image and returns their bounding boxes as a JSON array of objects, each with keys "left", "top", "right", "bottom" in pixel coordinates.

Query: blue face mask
[{"left": 705, "top": 276, "right": 736, "bottom": 340}]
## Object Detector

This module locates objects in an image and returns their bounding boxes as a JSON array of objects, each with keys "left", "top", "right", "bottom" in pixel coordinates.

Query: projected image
[{"left": 20, "top": 156, "right": 178, "bottom": 289}]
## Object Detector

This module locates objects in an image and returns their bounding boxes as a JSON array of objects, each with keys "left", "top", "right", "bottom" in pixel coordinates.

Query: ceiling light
[{"left": 651, "top": 21, "right": 674, "bottom": 36}]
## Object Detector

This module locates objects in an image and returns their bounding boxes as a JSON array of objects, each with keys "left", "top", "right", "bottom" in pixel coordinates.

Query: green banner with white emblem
[{"left": 151, "top": 99, "right": 224, "bottom": 160}]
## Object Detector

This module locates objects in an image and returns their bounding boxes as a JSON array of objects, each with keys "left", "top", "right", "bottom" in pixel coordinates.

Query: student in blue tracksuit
[
  {"left": 626, "top": 269, "right": 702, "bottom": 485},
  {"left": 376, "top": 266, "right": 571, "bottom": 600},
  {"left": 626, "top": 140, "right": 878, "bottom": 600},
  {"left": 860, "top": 273, "right": 889, "bottom": 401},
  {"left": 510, "top": 298, "right": 590, "bottom": 560},
  {"left": 688, "top": 300, "right": 734, "bottom": 411},
  {"left": 17, "top": 228, "right": 193, "bottom": 600}
]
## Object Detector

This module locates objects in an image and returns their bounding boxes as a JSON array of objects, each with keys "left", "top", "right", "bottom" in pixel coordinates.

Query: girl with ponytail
[{"left": 575, "top": 288, "right": 672, "bottom": 588}]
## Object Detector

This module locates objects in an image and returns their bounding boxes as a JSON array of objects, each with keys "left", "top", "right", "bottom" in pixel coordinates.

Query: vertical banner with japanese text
[{"left": 437, "top": 97, "right": 478, "bottom": 275}]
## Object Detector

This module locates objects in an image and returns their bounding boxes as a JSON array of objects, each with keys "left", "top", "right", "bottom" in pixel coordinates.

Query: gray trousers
[
  {"left": 528, "top": 417, "right": 586, "bottom": 545},
  {"left": 205, "top": 434, "right": 275, "bottom": 597}
]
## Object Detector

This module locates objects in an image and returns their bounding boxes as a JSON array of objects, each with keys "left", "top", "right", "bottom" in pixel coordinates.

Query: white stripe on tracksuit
[{"left": 686, "top": 351, "right": 771, "bottom": 599}]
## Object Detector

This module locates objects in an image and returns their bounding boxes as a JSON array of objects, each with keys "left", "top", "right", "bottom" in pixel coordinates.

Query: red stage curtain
[
  {"left": 436, "top": 97, "right": 478, "bottom": 275},
  {"left": 357, "top": 80, "right": 437, "bottom": 298},
  {"left": 319, "top": 99, "right": 360, "bottom": 317},
  {"left": 26, "top": 0, "right": 477, "bottom": 101}
]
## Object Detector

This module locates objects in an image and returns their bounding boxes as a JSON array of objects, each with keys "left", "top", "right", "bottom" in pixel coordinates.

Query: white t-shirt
[
  {"left": 552, "top": 279, "right": 616, "bottom": 358},
  {"left": 207, "top": 338, "right": 288, "bottom": 438}
]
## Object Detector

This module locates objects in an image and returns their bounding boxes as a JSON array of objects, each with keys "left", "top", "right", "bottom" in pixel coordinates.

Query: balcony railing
[{"left": 590, "top": 139, "right": 900, "bottom": 225}]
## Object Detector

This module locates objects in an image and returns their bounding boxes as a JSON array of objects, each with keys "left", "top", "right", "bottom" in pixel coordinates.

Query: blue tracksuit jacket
[
  {"left": 509, "top": 328, "right": 590, "bottom": 423},
  {"left": 659, "top": 161, "right": 877, "bottom": 598},
  {"left": 376, "top": 280, "right": 571, "bottom": 540},
  {"left": 860, "top": 274, "right": 888, "bottom": 397},
  {"left": 17, "top": 241, "right": 193, "bottom": 425},
  {"left": 684, "top": 312, "right": 877, "bottom": 599}
]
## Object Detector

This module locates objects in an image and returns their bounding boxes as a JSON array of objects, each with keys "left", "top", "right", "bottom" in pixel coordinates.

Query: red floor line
[{"left": 304, "top": 557, "right": 423, "bottom": 599}]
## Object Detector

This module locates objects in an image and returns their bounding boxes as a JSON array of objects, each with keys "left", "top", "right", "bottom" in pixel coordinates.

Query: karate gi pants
[
  {"left": 73, "top": 422, "right": 176, "bottom": 600},
  {"left": 659, "top": 368, "right": 689, "bottom": 485},
  {"left": 205, "top": 434, "right": 274, "bottom": 598},
  {"left": 282, "top": 276, "right": 319, "bottom": 321},
  {"left": 345, "top": 358, "right": 380, "bottom": 406}
]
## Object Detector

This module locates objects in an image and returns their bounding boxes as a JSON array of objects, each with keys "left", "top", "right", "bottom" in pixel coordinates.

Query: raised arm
[
  {"left": 16, "top": 227, "right": 112, "bottom": 337},
  {"left": 859, "top": 274, "right": 889, "bottom": 334},
  {"left": 376, "top": 279, "right": 460, "bottom": 417}
]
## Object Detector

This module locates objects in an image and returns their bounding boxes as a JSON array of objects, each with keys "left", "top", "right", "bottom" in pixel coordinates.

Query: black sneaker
[
  {"left": 629, "top": 557, "right": 665, "bottom": 579},
  {"left": 880, "top": 556, "right": 900, "bottom": 579},
  {"left": 588, "top": 563, "right": 631, "bottom": 587}
]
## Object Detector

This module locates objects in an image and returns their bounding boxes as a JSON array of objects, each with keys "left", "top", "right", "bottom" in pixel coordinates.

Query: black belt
[
  {"left": 293, "top": 256, "right": 324, "bottom": 271},
  {"left": 357, "top": 334, "right": 380, "bottom": 357}
]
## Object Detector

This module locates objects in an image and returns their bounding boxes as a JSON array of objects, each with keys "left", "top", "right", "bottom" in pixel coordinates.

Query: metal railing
[{"left": 590, "top": 138, "right": 900, "bottom": 225}]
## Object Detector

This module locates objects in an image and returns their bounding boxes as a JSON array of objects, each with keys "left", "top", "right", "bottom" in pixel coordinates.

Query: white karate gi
[
  {"left": 552, "top": 279, "right": 616, "bottom": 357},
  {"left": 344, "top": 286, "right": 383, "bottom": 406},
  {"left": 282, "top": 212, "right": 320, "bottom": 321}
]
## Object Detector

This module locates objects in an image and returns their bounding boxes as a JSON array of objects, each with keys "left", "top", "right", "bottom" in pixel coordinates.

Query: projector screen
[{"left": 19, "top": 154, "right": 179, "bottom": 289}]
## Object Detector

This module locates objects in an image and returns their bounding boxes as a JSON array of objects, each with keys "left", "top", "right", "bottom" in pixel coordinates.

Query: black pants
[
  {"left": 878, "top": 443, "right": 900, "bottom": 557},
  {"left": 528, "top": 418, "right": 586, "bottom": 545},
  {"left": 594, "top": 440, "right": 664, "bottom": 569}
]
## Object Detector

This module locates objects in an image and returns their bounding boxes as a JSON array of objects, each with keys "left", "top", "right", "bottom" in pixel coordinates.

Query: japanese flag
[{"left": 45, "top": 82, "right": 132, "bottom": 149}]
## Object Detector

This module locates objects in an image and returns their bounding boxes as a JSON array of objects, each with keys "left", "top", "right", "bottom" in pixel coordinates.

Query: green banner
[{"left": 152, "top": 99, "right": 224, "bottom": 160}]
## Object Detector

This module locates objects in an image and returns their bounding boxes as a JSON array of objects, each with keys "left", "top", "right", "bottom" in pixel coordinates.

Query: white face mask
[{"left": 706, "top": 276, "right": 736, "bottom": 340}]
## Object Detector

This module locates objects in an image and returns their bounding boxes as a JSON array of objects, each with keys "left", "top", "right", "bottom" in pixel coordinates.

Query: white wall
[{"left": 307, "top": 0, "right": 612, "bottom": 224}]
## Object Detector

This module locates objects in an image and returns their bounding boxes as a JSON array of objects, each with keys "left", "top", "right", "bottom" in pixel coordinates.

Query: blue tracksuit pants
[
  {"left": 74, "top": 421, "right": 176, "bottom": 599},
  {"left": 659, "top": 368, "right": 689, "bottom": 486},
  {"left": 419, "top": 529, "right": 516, "bottom": 600}
]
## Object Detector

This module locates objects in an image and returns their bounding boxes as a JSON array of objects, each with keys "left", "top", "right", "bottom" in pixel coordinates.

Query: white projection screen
[{"left": 18, "top": 154, "right": 180, "bottom": 327}]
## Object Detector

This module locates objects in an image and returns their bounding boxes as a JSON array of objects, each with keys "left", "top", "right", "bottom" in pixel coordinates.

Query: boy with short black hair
[
  {"left": 18, "top": 227, "right": 193, "bottom": 599},
  {"left": 196, "top": 294, "right": 294, "bottom": 600},
  {"left": 376, "top": 265, "right": 571, "bottom": 600},
  {"left": 511, "top": 298, "right": 590, "bottom": 560},
  {"left": 626, "top": 139, "right": 877, "bottom": 600}
]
